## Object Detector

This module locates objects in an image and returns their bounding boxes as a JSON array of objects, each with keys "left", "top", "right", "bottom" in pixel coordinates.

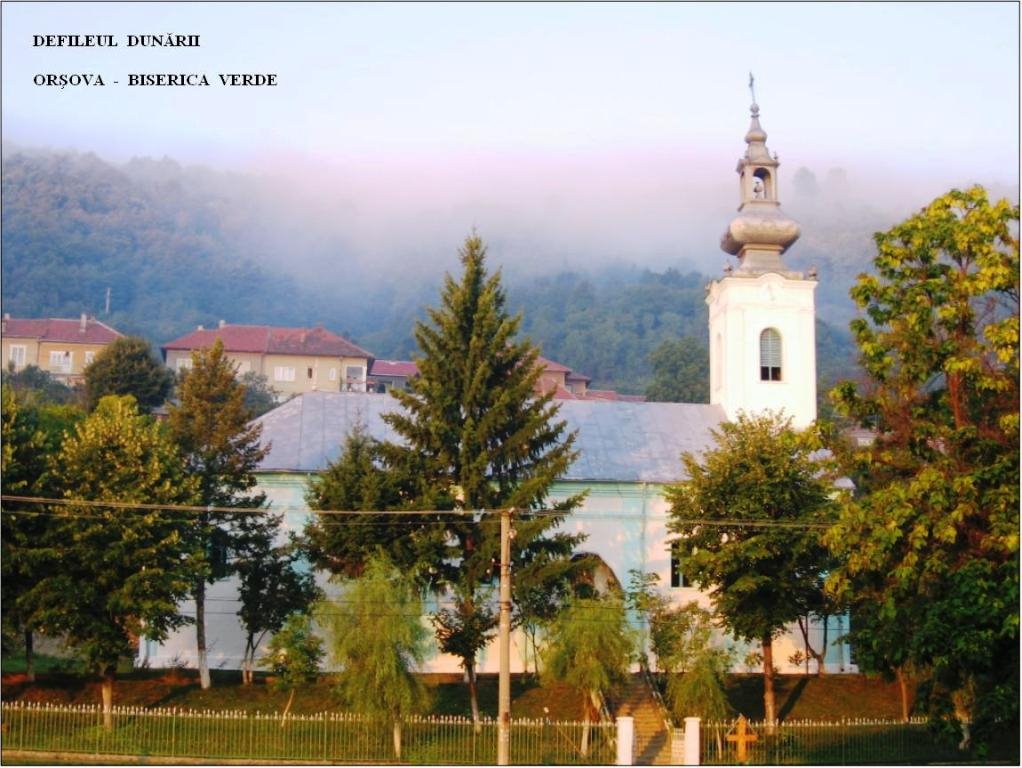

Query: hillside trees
[
  {"left": 83, "top": 335, "right": 174, "bottom": 412},
  {"left": 666, "top": 413, "right": 838, "bottom": 725},
  {"left": 826, "top": 186, "right": 1019, "bottom": 746},
  {"left": 644, "top": 337, "right": 709, "bottom": 403},
  {"left": 18, "top": 396, "right": 198, "bottom": 725},
  {"left": 168, "top": 339, "right": 269, "bottom": 690}
]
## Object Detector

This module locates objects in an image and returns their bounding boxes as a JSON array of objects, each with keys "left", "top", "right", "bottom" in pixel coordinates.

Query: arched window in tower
[
  {"left": 752, "top": 168, "right": 773, "bottom": 200},
  {"left": 760, "top": 328, "right": 782, "bottom": 381}
]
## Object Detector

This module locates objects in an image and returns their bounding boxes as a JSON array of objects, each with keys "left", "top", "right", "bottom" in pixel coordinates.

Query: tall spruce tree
[
  {"left": 377, "top": 234, "right": 584, "bottom": 722},
  {"left": 168, "top": 339, "right": 269, "bottom": 689}
]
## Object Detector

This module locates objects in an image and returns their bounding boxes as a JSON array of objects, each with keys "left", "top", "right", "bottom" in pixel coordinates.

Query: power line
[{"left": 0, "top": 496, "right": 834, "bottom": 529}]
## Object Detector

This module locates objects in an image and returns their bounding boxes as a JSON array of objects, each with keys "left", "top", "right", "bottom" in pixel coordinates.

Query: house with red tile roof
[
  {"left": 366, "top": 354, "right": 643, "bottom": 402},
  {"left": 162, "top": 322, "right": 374, "bottom": 397},
  {"left": 2, "top": 313, "right": 122, "bottom": 384}
]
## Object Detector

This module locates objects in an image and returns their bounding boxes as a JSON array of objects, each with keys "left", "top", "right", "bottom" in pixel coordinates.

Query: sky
[{"left": 1, "top": 2, "right": 1019, "bottom": 275}]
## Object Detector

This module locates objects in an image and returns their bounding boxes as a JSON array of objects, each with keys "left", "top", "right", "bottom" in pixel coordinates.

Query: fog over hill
[{"left": 1, "top": 144, "right": 1016, "bottom": 394}]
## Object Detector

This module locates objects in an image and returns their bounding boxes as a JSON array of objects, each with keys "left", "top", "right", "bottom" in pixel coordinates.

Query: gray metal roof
[{"left": 254, "top": 391, "right": 727, "bottom": 484}]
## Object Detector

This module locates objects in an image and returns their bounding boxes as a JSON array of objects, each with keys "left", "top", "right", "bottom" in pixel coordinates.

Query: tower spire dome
[{"left": 720, "top": 85, "right": 801, "bottom": 276}]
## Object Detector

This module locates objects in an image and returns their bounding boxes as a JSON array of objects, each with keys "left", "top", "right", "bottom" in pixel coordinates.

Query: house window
[
  {"left": 8, "top": 345, "right": 26, "bottom": 368},
  {"left": 274, "top": 366, "right": 296, "bottom": 382},
  {"left": 670, "top": 543, "right": 691, "bottom": 588},
  {"left": 307, "top": 367, "right": 314, "bottom": 380},
  {"left": 759, "top": 328, "right": 782, "bottom": 381},
  {"left": 84, "top": 350, "right": 95, "bottom": 366},
  {"left": 176, "top": 357, "right": 192, "bottom": 372},
  {"left": 328, "top": 368, "right": 337, "bottom": 381},
  {"left": 49, "top": 350, "right": 72, "bottom": 373},
  {"left": 344, "top": 365, "right": 364, "bottom": 392}
]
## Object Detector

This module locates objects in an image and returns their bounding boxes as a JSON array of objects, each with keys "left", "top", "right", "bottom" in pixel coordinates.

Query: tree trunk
[
  {"left": 467, "top": 660, "right": 482, "bottom": 733},
  {"left": 101, "top": 666, "right": 115, "bottom": 730},
  {"left": 242, "top": 635, "right": 254, "bottom": 685},
  {"left": 280, "top": 688, "right": 295, "bottom": 728},
  {"left": 895, "top": 666, "right": 910, "bottom": 723},
  {"left": 393, "top": 719, "right": 403, "bottom": 761},
  {"left": 762, "top": 637, "right": 776, "bottom": 729},
  {"left": 195, "top": 579, "right": 211, "bottom": 689},
  {"left": 24, "top": 628, "right": 35, "bottom": 683},
  {"left": 580, "top": 691, "right": 592, "bottom": 757}
]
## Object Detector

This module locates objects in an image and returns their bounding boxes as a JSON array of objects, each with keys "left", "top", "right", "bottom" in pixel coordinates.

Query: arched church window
[{"left": 760, "top": 328, "right": 782, "bottom": 381}]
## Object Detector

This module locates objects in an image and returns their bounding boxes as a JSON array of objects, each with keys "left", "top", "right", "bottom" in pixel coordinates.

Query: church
[{"left": 142, "top": 101, "right": 856, "bottom": 676}]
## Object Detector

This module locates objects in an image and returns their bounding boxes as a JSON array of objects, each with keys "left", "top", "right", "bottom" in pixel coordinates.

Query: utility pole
[{"left": 497, "top": 507, "right": 513, "bottom": 765}]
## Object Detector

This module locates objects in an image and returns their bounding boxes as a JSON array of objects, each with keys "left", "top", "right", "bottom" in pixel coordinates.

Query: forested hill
[
  {"left": 2, "top": 148, "right": 858, "bottom": 397},
  {"left": 1, "top": 149, "right": 347, "bottom": 343}
]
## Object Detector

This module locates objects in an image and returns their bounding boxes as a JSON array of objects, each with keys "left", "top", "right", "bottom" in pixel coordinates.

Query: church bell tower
[{"left": 707, "top": 88, "right": 818, "bottom": 428}]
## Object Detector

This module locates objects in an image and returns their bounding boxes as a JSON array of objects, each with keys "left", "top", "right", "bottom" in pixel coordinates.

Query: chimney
[
  {"left": 197, "top": 324, "right": 204, "bottom": 331},
  {"left": 2, "top": 313, "right": 8, "bottom": 334},
  {"left": 80, "top": 313, "right": 88, "bottom": 333},
  {"left": 219, "top": 319, "right": 226, "bottom": 329}
]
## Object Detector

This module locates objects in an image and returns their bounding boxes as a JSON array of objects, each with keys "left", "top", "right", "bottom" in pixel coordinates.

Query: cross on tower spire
[{"left": 748, "top": 72, "right": 757, "bottom": 107}]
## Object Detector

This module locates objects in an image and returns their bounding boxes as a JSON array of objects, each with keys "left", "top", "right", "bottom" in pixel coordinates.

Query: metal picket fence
[
  {"left": 1, "top": 701, "right": 615, "bottom": 765},
  {"left": 700, "top": 717, "right": 968, "bottom": 765}
]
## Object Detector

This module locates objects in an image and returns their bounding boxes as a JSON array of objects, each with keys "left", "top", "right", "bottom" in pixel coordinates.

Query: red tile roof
[
  {"left": 3, "top": 316, "right": 121, "bottom": 345},
  {"left": 370, "top": 360, "right": 420, "bottom": 378},
  {"left": 162, "top": 324, "right": 372, "bottom": 359},
  {"left": 536, "top": 355, "right": 572, "bottom": 373}
]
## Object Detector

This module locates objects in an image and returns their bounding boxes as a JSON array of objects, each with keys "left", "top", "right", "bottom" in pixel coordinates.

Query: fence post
[
  {"left": 683, "top": 717, "right": 701, "bottom": 766},
  {"left": 616, "top": 716, "right": 634, "bottom": 765}
]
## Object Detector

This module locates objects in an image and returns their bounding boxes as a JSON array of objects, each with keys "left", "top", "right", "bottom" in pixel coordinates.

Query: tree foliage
[
  {"left": 168, "top": 339, "right": 268, "bottom": 689},
  {"left": 260, "top": 613, "right": 324, "bottom": 723},
  {"left": 17, "top": 396, "right": 198, "bottom": 723},
  {"left": 541, "top": 594, "right": 634, "bottom": 756},
  {"left": 382, "top": 235, "right": 584, "bottom": 721},
  {"left": 320, "top": 554, "right": 431, "bottom": 759},
  {"left": 645, "top": 337, "right": 709, "bottom": 403},
  {"left": 83, "top": 335, "right": 173, "bottom": 413},
  {"left": 304, "top": 425, "right": 434, "bottom": 580},
  {"left": 827, "top": 186, "right": 1019, "bottom": 745},
  {"left": 666, "top": 412, "right": 838, "bottom": 724},
  {"left": 234, "top": 514, "right": 320, "bottom": 685}
]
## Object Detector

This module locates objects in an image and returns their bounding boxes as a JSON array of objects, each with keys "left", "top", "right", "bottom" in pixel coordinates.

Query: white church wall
[{"left": 141, "top": 474, "right": 855, "bottom": 676}]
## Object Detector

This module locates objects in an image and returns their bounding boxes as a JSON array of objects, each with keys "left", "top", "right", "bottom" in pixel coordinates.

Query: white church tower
[{"left": 707, "top": 95, "right": 817, "bottom": 428}]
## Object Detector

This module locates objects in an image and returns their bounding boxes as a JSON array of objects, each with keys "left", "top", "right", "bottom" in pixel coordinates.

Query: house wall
[
  {"left": 164, "top": 350, "right": 369, "bottom": 396},
  {"left": 2, "top": 338, "right": 40, "bottom": 371},
  {"left": 140, "top": 472, "right": 855, "bottom": 676},
  {"left": 3, "top": 339, "right": 111, "bottom": 382}
]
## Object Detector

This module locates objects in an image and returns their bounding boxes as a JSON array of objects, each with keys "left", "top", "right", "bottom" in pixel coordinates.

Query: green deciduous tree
[
  {"left": 1, "top": 387, "right": 85, "bottom": 679},
  {"left": 827, "top": 186, "right": 1019, "bottom": 747},
  {"left": 240, "top": 371, "right": 280, "bottom": 418},
  {"left": 260, "top": 613, "right": 324, "bottom": 724},
  {"left": 541, "top": 594, "right": 635, "bottom": 756},
  {"left": 667, "top": 412, "right": 837, "bottom": 725},
  {"left": 18, "top": 395, "right": 198, "bottom": 726},
  {"left": 83, "top": 336, "right": 173, "bottom": 413},
  {"left": 168, "top": 339, "right": 268, "bottom": 689},
  {"left": 645, "top": 337, "right": 710, "bottom": 403},
  {"left": 234, "top": 514, "right": 320, "bottom": 685},
  {"left": 2, "top": 364, "right": 78, "bottom": 405},
  {"left": 320, "top": 554, "right": 431, "bottom": 759}
]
